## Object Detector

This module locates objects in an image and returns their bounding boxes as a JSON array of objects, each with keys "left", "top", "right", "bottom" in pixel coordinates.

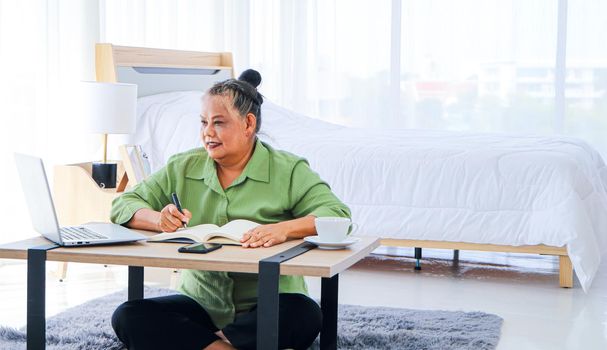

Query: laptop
[{"left": 14, "top": 153, "right": 147, "bottom": 246}]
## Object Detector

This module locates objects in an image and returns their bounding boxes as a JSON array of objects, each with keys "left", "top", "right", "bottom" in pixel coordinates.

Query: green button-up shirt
[{"left": 110, "top": 139, "right": 350, "bottom": 328}]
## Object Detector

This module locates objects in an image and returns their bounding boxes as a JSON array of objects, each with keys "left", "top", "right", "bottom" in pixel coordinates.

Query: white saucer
[{"left": 304, "top": 236, "right": 360, "bottom": 250}]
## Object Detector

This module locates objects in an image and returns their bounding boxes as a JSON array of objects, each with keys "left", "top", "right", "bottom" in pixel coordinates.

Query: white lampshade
[{"left": 81, "top": 81, "right": 137, "bottom": 134}]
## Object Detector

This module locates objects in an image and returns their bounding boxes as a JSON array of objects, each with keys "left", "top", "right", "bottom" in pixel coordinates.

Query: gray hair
[{"left": 207, "top": 69, "right": 263, "bottom": 133}]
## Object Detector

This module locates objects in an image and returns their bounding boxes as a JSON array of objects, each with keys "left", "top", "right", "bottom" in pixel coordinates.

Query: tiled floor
[
  {"left": 1, "top": 247, "right": 605, "bottom": 349},
  {"left": 308, "top": 247, "right": 607, "bottom": 350}
]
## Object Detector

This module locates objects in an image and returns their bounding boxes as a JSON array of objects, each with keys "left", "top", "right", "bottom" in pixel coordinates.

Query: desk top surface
[{"left": 0, "top": 234, "right": 380, "bottom": 277}]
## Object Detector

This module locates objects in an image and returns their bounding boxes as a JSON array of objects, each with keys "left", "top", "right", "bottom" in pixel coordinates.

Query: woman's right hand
[{"left": 158, "top": 204, "right": 192, "bottom": 232}]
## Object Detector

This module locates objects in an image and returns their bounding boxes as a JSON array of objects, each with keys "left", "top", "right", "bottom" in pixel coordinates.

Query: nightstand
[
  {"left": 52, "top": 161, "right": 127, "bottom": 280},
  {"left": 53, "top": 161, "right": 127, "bottom": 226},
  {"left": 52, "top": 162, "right": 179, "bottom": 287}
]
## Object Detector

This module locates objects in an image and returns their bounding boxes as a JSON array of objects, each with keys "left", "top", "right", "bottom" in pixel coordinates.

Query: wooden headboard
[{"left": 95, "top": 43, "right": 235, "bottom": 97}]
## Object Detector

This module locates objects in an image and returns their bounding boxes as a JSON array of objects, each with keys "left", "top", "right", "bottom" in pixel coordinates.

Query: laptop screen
[{"left": 14, "top": 153, "right": 63, "bottom": 245}]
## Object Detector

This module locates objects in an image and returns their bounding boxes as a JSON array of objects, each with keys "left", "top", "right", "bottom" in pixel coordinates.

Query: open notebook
[{"left": 147, "top": 219, "right": 259, "bottom": 245}]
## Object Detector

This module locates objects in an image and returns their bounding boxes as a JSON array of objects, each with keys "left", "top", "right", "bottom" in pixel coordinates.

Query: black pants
[{"left": 111, "top": 293, "right": 322, "bottom": 350}]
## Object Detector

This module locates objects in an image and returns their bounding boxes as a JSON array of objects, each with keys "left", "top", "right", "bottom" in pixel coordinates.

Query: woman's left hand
[{"left": 241, "top": 223, "right": 289, "bottom": 248}]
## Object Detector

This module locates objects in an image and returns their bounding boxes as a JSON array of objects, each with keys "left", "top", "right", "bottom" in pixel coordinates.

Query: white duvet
[{"left": 132, "top": 91, "right": 607, "bottom": 291}]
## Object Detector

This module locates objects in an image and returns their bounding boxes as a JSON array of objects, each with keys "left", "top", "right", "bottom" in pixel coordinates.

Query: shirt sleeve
[
  {"left": 110, "top": 164, "right": 175, "bottom": 225},
  {"left": 289, "top": 159, "right": 351, "bottom": 219}
]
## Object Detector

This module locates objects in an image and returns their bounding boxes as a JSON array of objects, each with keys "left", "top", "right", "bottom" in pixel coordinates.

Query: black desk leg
[
  {"left": 320, "top": 274, "right": 339, "bottom": 350},
  {"left": 27, "top": 248, "right": 47, "bottom": 350},
  {"left": 128, "top": 266, "right": 144, "bottom": 301},
  {"left": 256, "top": 242, "right": 316, "bottom": 350},
  {"left": 257, "top": 260, "right": 280, "bottom": 350}
]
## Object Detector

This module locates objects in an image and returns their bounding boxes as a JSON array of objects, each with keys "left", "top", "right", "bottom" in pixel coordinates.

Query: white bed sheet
[{"left": 131, "top": 91, "right": 607, "bottom": 291}]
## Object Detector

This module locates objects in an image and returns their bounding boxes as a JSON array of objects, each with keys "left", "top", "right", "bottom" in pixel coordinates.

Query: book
[{"left": 147, "top": 219, "right": 260, "bottom": 245}]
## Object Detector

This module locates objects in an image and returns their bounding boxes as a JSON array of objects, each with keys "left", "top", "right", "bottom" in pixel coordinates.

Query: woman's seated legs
[
  {"left": 111, "top": 294, "right": 221, "bottom": 350},
  {"left": 222, "top": 293, "right": 322, "bottom": 350}
]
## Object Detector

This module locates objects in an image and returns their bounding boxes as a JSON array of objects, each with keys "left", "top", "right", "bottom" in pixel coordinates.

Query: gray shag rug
[{"left": 0, "top": 287, "right": 502, "bottom": 350}]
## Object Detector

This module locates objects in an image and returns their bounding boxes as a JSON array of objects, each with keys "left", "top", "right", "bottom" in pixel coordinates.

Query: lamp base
[{"left": 92, "top": 162, "right": 117, "bottom": 189}]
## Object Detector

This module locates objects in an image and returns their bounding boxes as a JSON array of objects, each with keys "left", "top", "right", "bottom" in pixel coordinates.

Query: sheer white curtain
[
  {"left": 564, "top": 0, "right": 607, "bottom": 155},
  {"left": 400, "top": 0, "right": 559, "bottom": 132},
  {"left": 101, "top": 0, "right": 252, "bottom": 76},
  {"left": 0, "top": 0, "right": 101, "bottom": 242},
  {"left": 251, "top": 0, "right": 396, "bottom": 128}
]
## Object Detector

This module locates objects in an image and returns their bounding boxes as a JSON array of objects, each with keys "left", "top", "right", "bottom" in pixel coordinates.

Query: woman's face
[{"left": 200, "top": 94, "right": 254, "bottom": 164}]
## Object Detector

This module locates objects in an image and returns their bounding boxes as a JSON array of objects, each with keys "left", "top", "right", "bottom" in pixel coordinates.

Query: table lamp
[{"left": 81, "top": 81, "right": 137, "bottom": 188}]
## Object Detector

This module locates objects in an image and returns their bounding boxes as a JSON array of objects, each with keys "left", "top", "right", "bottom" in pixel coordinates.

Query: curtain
[
  {"left": 0, "top": 0, "right": 101, "bottom": 242},
  {"left": 400, "top": 0, "right": 559, "bottom": 132},
  {"left": 564, "top": 0, "right": 607, "bottom": 155}
]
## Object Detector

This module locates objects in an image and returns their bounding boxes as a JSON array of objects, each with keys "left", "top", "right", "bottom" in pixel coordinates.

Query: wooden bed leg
[
  {"left": 170, "top": 269, "right": 181, "bottom": 290},
  {"left": 559, "top": 256, "right": 573, "bottom": 288},
  {"left": 54, "top": 262, "right": 68, "bottom": 282}
]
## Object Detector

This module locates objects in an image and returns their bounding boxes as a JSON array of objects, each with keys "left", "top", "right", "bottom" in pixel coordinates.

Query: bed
[{"left": 96, "top": 44, "right": 607, "bottom": 291}]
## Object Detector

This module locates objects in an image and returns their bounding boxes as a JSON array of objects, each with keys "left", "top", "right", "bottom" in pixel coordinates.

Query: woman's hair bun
[{"left": 238, "top": 69, "right": 262, "bottom": 88}]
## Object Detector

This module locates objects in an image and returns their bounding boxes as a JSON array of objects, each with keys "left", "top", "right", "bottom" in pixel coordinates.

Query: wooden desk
[{"left": 0, "top": 235, "right": 380, "bottom": 350}]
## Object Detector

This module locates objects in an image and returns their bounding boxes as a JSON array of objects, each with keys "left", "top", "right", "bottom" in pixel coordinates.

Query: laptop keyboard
[{"left": 60, "top": 227, "right": 108, "bottom": 241}]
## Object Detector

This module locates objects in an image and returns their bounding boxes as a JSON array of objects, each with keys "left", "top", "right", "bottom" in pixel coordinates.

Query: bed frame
[
  {"left": 381, "top": 239, "right": 572, "bottom": 288},
  {"left": 92, "top": 43, "right": 574, "bottom": 288},
  {"left": 95, "top": 43, "right": 235, "bottom": 93}
]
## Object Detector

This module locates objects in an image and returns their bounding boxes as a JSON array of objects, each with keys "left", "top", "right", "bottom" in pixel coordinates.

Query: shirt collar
[
  {"left": 184, "top": 139, "right": 270, "bottom": 184},
  {"left": 242, "top": 139, "right": 270, "bottom": 183},
  {"left": 183, "top": 151, "right": 210, "bottom": 180}
]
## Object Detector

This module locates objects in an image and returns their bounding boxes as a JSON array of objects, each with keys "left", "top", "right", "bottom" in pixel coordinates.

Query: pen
[{"left": 171, "top": 192, "right": 188, "bottom": 228}]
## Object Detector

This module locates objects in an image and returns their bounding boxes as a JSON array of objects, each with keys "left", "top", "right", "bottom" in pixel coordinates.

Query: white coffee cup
[{"left": 314, "top": 217, "right": 358, "bottom": 242}]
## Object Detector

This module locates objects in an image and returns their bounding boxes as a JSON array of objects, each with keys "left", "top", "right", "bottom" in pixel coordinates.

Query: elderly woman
[{"left": 110, "top": 70, "right": 350, "bottom": 350}]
